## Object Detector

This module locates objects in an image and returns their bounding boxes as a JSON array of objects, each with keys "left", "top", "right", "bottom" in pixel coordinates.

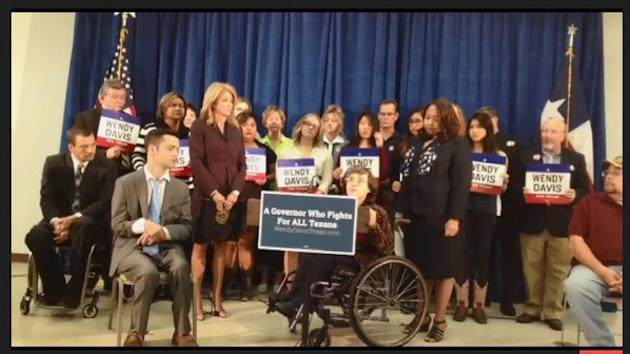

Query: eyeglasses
[{"left": 303, "top": 121, "right": 320, "bottom": 130}]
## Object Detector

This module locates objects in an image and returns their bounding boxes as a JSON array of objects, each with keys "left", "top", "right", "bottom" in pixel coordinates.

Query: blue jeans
[{"left": 564, "top": 264, "right": 622, "bottom": 347}]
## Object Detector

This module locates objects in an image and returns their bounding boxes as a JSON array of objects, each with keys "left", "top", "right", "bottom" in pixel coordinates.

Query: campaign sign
[
  {"left": 276, "top": 158, "right": 317, "bottom": 193},
  {"left": 245, "top": 147, "right": 267, "bottom": 182},
  {"left": 470, "top": 153, "right": 507, "bottom": 195},
  {"left": 171, "top": 139, "right": 191, "bottom": 178},
  {"left": 258, "top": 191, "right": 358, "bottom": 255},
  {"left": 340, "top": 148, "right": 380, "bottom": 178},
  {"left": 525, "top": 163, "right": 571, "bottom": 204},
  {"left": 96, "top": 109, "right": 141, "bottom": 153}
]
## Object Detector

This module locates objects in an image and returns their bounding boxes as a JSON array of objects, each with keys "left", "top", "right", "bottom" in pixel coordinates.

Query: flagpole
[
  {"left": 113, "top": 12, "right": 136, "bottom": 81},
  {"left": 565, "top": 24, "right": 578, "bottom": 148}
]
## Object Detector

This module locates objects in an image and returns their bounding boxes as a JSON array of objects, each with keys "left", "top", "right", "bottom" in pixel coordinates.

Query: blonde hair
[
  {"left": 292, "top": 113, "right": 323, "bottom": 147},
  {"left": 322, "top": 104, "right": 345, "bottom": 138},
  {"left": 156, "top": 92, "right": 187, "bottom": 120},
  {"left": 200, "top": 82, "right": 238, "bottom": 126},
  {"left": 236, "top": 96, "right": 252, "bottom": 112},
  {"left": 262, "top": 105, "right": 287, "bottom": 127}
]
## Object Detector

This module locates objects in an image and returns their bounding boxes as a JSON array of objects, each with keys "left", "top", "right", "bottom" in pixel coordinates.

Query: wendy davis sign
[
  {"left": 276, "top": 158, "right": 317, "bottom": 193},
  {"left": 245, "top": 147, "right": 267, "bottom": 182},
  {"left": 258, "top": 191, "right": 358, "bottom": 255},
  {"left": 171, "top": 139, "right": 191, "bottom": 178},
  {"left": 471, "top": 153, "right": 507, "bottom": 195},
  {"left": 525, "top": 163, "right": 571, "bottom": 204},
  {"left": 340, "top": 148, "right": 380, "bottom": 178},
  {"left": 96, "top": 109, "right": 141, "bottom": 153}
]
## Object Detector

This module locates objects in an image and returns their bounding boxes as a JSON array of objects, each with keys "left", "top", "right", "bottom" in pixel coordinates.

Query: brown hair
[
  {"left": 157, "top": 92, "right": 187, "bottom": 120},
  {"left": 379, "top": 99, "right": 399, "bottom": 113},
  {"left": 292, "top": 113, "right": 323, "bottom": 147},
  {"left": 343, "top": 165, "right": 377, "bottom": 204},
  {"left": 67, "top": 126, "right": 94, "bottom": 145},
  {"left": 423, "top": 98, "right": 461, "bottom": 140},
  {"left": 98, "top": 79, "right": 126, "bottom": 97},
  {"left": 236, "top": 96, "right": 252, "bottom": 112},
  {"left": 262, "top": 105, "right": 287, "bottom": 127},
  {"left": 453, "top": 104, "right": 467, "bottom": 137}
]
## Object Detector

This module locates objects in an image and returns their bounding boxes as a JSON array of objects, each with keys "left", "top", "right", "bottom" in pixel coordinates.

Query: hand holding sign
[
  {"left": 565, "top": 188, "right": 576, "bottom": 202},
  {"left": 392, "top": 181, "right": 401, "bottom": 192},
  {"left": 333, "top": 167, "right": 343, "bottom": 180},
  {"left": 106, "top": 146, "right": 122, "bottom": 159},
  {"left": 254, "top": 176, "right": 268, "bottom": 186}
]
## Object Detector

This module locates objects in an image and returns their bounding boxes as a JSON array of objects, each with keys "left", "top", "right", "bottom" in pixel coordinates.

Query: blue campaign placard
[{"left": 258, "top": 191, "right": 358, "bottom": 255}]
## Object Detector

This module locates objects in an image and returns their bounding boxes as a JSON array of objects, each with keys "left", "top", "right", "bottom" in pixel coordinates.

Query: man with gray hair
[
  {"left": 515, "top": 116, "right": 590, "bottom": 331},
  {"left": 73, "top": 79, "right": 134, "bottom": 178}
]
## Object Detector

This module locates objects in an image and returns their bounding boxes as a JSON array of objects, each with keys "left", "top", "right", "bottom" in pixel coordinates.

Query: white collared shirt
[{"left": 131, "top": 167, "right": 172, "bottom": 240}]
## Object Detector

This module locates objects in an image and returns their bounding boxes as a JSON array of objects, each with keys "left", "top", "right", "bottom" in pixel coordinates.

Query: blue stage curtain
[{"left": 61, "top": 12, "right": 605, "bottom": 182}]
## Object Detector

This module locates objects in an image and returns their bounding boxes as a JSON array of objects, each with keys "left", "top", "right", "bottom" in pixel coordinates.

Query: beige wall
[
  {"left": 10, "top": 12, "right": 624, "bottom": 254},
  {"left": 11, "top": 13, "right": 76, "bottom": 254},
  {"left": 602, "top": 12, "right": 623, "bottom": 159}
]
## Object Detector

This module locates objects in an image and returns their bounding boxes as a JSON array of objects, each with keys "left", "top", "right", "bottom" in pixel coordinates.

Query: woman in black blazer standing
[{"left": 396, "top": 98, "right": 472, "bottom": 343}]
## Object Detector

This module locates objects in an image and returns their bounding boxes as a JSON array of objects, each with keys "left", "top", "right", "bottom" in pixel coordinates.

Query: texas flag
[{"left": 539, "top": 65, "right": 594, "bottom": 191}]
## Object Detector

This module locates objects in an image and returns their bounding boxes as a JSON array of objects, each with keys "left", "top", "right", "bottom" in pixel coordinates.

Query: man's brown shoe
[
  {"left": 515, "top": 313, "right": 541, "bottom": 323},
  {"left": 544, "top": 319, "right": 563, "bottom": 331},
  {"left": 123, "top": 331, "right": 144, "bottom": 347},
  {"left": 172, "top": 333, "right": 198, "bottom": 347},
  {"left": 452, "top": 304, "right": 468, "bottom": 322}
]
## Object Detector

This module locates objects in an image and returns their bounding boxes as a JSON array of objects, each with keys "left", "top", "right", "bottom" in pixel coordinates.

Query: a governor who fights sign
[
  {"left": 525, "top": 163, "right": 571, "bottom": 204},
  {"left": 258, "top": 191, "right": 358, "bottom": 255},
  {"left": 276, "top": 158, "right": 316, "bottom": 193},
  {"left": 96, "top": 109, "right": 141, "bottom": 153},
  {"left": 470, "top": 153, "right": 507, "bottom": 195},
  {"left": 340, "top": 148, "right": 380, "bottom": 178}
]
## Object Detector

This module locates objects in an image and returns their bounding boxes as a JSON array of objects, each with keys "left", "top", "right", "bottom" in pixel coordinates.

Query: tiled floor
[{"left": 11, "top": 262, "right": 622, "bottom": 347}]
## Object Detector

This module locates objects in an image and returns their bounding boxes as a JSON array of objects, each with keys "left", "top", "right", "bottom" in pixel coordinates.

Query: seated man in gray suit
[{"left": 109, "top": 129, "right": 197, "bottom": 347}]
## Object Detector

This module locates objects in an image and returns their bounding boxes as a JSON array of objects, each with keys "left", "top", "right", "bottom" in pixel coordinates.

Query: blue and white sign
[
  {"left": 258, "top": 191, "right": 358, "bottom": 255},
  {"left": 340, "top": 147, "right": 380, "bottom": 178}
]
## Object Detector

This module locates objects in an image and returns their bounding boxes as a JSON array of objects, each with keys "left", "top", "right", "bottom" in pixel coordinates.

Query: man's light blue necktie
[{"left": 143, "top": 179, "right": 161, "bottom": 256}]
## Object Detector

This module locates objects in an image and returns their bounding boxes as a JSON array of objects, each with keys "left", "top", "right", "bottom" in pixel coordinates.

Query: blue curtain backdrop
[
  {"left": 62, "top": 13, "right": 605, "bottom": 185},
  {"left": 61, "top": 12, "right": 605, "bottom": 303}
]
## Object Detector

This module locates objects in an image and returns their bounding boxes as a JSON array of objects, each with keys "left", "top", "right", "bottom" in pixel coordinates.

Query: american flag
[
  {"left": 95, "top": 43, "right": 137, "bottom": 117},
  {"left": 539, "top": 64, "right": 594, "bottom": 191}
]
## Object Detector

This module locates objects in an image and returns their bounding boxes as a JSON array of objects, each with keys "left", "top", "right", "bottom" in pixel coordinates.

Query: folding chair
[{"left": 107, "top": 272, "right": 198, "bottom": 347}]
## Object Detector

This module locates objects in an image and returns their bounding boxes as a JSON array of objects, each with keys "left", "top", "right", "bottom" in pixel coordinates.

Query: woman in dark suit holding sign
[
  {"left": 395, "top": 98, "right": 472, "bottom": 343},
  {"left": 190, "top": 82, "right": 246, "bottom": 320},
  {"left": 453, "top": 111, "right": 508, "bottom": 324}
]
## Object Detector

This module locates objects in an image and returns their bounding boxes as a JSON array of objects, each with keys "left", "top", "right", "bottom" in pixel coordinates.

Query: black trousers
[
  {"left": 290, "top": 254, "right": 359, "bottom": 304},
  {"left": 455, "top": 211, "right": 496, "bottom": 288},
  {"left": 25, "top": 217, "right": 104, "bottom": 301},
  {"left": 488, "top": 206, "right": 523, "bottom": 306}
]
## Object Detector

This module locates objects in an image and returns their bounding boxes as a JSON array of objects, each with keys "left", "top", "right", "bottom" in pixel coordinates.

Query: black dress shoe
[
  {"left": 516, "top": 313, "right": 541, "bottom": 323},
  {"left": 275, "top": 301, "right": 298, "bottom": 318},
  {"left": 500, "top": 303, "right": 516, "bottom": 316},
  {"left": 544, "top": 319, "right": 563, "bottom": 331}
]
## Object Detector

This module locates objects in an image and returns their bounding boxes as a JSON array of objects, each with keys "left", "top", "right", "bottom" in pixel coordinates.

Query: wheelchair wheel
[
  {"left": 20, "top": 299, "right": 30, "bottom": 315},
  {"left": 308, "top": 328, "right": 331, "bottom": 347},
  {"left": 82, "top": 304, "right": 98, "bottom": 318},
  {"left": 348, "top": 256, "right": 428, "bottom": 347}
]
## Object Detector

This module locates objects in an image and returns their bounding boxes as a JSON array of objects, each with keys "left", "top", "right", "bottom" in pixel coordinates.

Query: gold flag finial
[{"left": 114, "top": 12, "right": 136, "bottom": 28}]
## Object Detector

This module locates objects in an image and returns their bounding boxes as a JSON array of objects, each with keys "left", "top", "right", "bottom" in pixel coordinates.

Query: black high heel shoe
[{"left": 240, "top": 269, "right": 254, "bottom": 301}]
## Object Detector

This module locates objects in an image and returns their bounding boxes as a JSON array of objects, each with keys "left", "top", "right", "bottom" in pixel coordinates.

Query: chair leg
[
  {"left": 108, "top": 277, "right": 118, "bottom": 330},
  {"left": 117, "top": 278, "right": 124, "bottom": 347}
]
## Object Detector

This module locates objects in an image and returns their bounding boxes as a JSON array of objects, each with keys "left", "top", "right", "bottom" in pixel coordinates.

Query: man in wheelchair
[{"left": 273, "top": 166, "right": 394, "bottom": 319}]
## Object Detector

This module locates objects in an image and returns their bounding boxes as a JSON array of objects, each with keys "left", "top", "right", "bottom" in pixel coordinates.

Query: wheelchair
[
  {"left": 266, "top": 254, "right": 428, "bottom": 347},
  {"left": 19, "top": 242, "right": 109, "bottom": 318}
]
